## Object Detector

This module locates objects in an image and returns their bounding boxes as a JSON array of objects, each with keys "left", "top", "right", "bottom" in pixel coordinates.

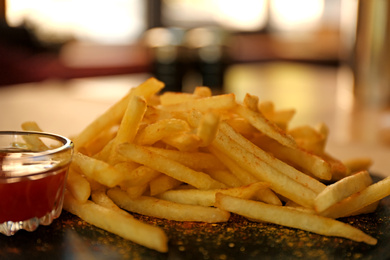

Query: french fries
[
  {"left": 24, "top": 77, "right": 390, "bottom": 253},
  {"left": 215, "top": 193, "right": 377, "bottom": 245},
  {"left": 63, "top": 191, "right": 168, "bottom": 253},
  {"left": 107, "top": 188, "right": 231, "bottom": 223},
  {"left": 314, "top": 170, "right": 373, "bottom": 212},
  {"left": 73, "top": 77, "right": 164, "bottom": 150}
]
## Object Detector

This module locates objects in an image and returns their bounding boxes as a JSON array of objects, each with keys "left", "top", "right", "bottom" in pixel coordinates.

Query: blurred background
[
  {"left": 0, "top": 0, "right": 348, "bottom": 88},
  {"left": 1, "top": 0, "right": 390, "bottom": 174}
]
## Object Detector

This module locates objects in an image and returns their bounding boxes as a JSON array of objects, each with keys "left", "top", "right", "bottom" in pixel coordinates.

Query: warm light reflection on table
[{"left": 0, "top": 62, "right": 389, "bottom": 177}]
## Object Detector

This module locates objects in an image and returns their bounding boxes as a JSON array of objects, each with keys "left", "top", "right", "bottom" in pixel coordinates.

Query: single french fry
[
  {"left": 254, "top": 187, "right": 283, "bottom": 206},
  {"left": 157, "top": 182, "right": 269, "bottom": 207},
  {"left": 66, "top": 168, "right": 91, "bottom": 203},
  {"left": 258, "top": 101, "right": 274, "bottom": 119},
  {"left": 322, "top": 153, "right": 350, "bottom": 181},
  {"left": 321, "top": 176, "right": 390, "bottom": 219},
  {"left": 163, "top": 133, "right": 201, "bottom": 152},
  {"left": 20, "top": 121, "right": 49, "bottom": 151},
  {"left": 235, "top": 104, "right": 296, "bottom": 149},
  {"left": 196, "top": 112, "right": 220, "bottom": 147},
  {"left": 348, "top": 201, "right": 380, "bottom": 217},
  {"left": 117, "top": 143, "right": 226, "bottom": 190},
  {"left": 215, "top": 193, "right": 377, "bottom": 245},
  {"left": 193, "top": 86, "right": 212, "bottom": 97},
  {"left": 114, "top": 95, "right": 147, "bottom": 145},
  {"left": 98, "top": 95, "right": 148, "bottom": 164},
  {"left": 160, "top": 92, "right": 198, "bottom": 105},
  {"left": 126, "top": 184, "right": 149, "bottom": 198},
  {"left": 135, "top": 118, "right": 190, "bottom": 146},
  {"left": 117, "top": 164, "right": 160, "bottom": 188},
  {"left": 72, "top": 152, "right": 124, "bottom": 188},
  {"left": 149, "top": 174, "right": 182, "bottom": 196},
  {"left": 315, "top": 171, "right": 372, "bottom": 213},
  {"left": 63, "top": 191, "right": 168, "bottom": 252},
  {"left": 225, "top": 118, "right": 258, "bottom": 137},
  {"left": 288, "top": 125, "right": 326, "bottom": 154},
  {"left": 243, "top": 93, "right": 259, "bottom": 112},
  {"left": 161, "top": 93, "right": 236, "bottom": 112},
  {"left": 145, "top": 147, "right": 226, "bottom": 171},
  {"left": 21, "top": 121, "right": 43, "bottom": 132},
  {"left": 343, "top": 158, "right": 373, "bottom": 174},
  {"left": 206, "top": 169, "right": 243, "bottom": 187},
  {"left": 269, "top": 109, "right": 296, "bottom": 130},
  {"left": 107, "top": 188, "right": 230, "bottom": 223}
]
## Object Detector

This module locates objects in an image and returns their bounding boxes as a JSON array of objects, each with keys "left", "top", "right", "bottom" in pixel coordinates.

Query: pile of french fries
[{"left": 23, "top": 77, "right": 390, "bottom": 253}]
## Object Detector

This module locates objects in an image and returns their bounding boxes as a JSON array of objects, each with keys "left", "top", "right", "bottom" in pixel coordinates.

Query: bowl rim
[
  {"left": 0, "top": 130, "right": 73, "bottom": 156},
  {"left": 0, "top": 130, "right": 74, "bottom": 180}
]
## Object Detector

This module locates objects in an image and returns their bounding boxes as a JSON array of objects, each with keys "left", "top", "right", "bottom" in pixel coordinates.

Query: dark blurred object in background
[
  {"left": 0, "top": 19, "right": 60, "bottom": 86},
  {"left": 185, "top": 27, "right": 230, "bottom": 92},
  {"left": 144, "top": 27, "right": 186, "bottom": 92},
  {"left": 0, "top": 0, "right": 343, "bottom": 87}
]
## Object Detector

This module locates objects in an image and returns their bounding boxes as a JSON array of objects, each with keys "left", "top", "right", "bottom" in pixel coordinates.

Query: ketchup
[{"left": 0, "top": 152, "right": 68, "bottom": 223}]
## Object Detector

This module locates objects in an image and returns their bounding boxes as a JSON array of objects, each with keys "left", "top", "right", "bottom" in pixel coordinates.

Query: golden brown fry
[
  {"left": 269, "top": 109, "right": 296, "bottom": 130},
  {"left": 91, "top": 189, "right": 124, "bottom": 214},
  {"left": 206, "top": 169, "right": 243, "bottom": 187},
  {"left": 74, "top": 77, "right": 164, "bottom": 150},
  {"left": 211, "top": 128, "right": 318, "bottom": 208},
  {"left": 81, "top": 126, "right": 117, "bottom": 156},
  {"left": 72, "top": 152, "right": 124, "bottom": 188},
  {"left": 161, "top": 93, "right": 236, "bottom": 112},
  {"left": 315, "top": 171, "right": 372, "bottom": 213},
  {"left": 117, "top": 143, "right": 226, "bottom": 190},
  {"left": 235, "top": 104, "right": 296, "bottom": 149},
  {"left": 107, "top": 188, "right": 230, "bottom": 223},
  {"left": 193, "top": 86, "right": 212, "bottom": 97},
  {"left": 196, "top": 112, "right": 220, "bottom": 147},
  {"left": 66, "top": 168, "right": 91, "bottom": 203},
  {"left": 64, "top": 191, "right": 168, "bottom": 252},
  {"left": 243, "top": 93, "right": 259, "bottom": 112},
  {"left": 258, "top": 101, "right": 274, "bottom": 118},
  {"left": 145, "top": 147, "right": 226, "bottom": 171},
  {"left": 114, "top": 95, "right": 147, "bottom": 145},
  {"left": 288, "top": 125, "right": 326, "bottom": 154},
  {"left": 135, "top": 118, "right": 190, "bottom": 146},
  {"left": 160, "top": 92, "right": 198, "bottom": 105},
  {"left": 215, "top": 193, "right": 377, "bottom": 245},
  {"left": 157, "top": 182, "right": 269, "bottom": 207},
  {"left": 251, "top": 134, "right": 333, "bottom": 181},
  {"left": 322, "top": 153, "right": 350, "bottom": 181},
  {"left": 219, "top": 122, "right": 326, "bottom": 193},
  {"left": 126, "top": 184, "right": 149, "bottom": 198},
  {"left": 20, "top": 121, "right": 49, "bottom": 151},
  {"left": 321, "top": 176, "right": 390, "bottom": 219},
  {"left": 149, "top": 174, "right": 182, "bottom": 196},
  {"left": 209, "top": 146, "right": 259, "bottom": 185},
  {"left": 163, "top": 133, "right": 202, "bottom": 152},
  {"left": 117, "top": 164, "right": 160, "bottom": 188},
  {"left": 343, "top": 157, "right": 373, "bottom": 174}
]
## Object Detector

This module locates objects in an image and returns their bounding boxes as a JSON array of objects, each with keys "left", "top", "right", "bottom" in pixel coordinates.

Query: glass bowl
[{"left": 0, "top": 131, "right": 73, "bottom": 236}]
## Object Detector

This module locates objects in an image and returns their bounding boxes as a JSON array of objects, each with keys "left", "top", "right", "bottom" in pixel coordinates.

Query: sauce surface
[{"left": 0, "top": 152, "right": 68, "bottom": 223}]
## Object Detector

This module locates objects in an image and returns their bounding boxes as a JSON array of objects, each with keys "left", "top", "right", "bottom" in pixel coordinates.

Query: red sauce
[{"left": 0, "top": 154, "right": 68, "bottom": 223}]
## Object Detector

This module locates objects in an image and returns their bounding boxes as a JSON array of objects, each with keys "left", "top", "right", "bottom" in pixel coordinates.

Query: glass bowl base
[{"left": 0, "top": 206, "right": 63, "bottom": 236}]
